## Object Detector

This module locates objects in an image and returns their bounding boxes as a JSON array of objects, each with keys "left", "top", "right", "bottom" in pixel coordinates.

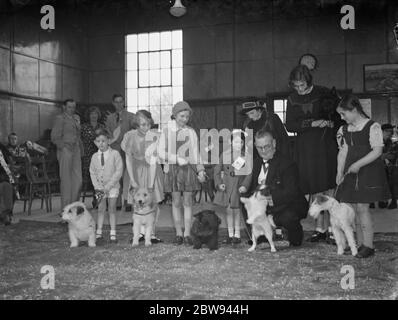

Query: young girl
[
  {"left": 121, "top": 110, "right": 164, "bottom": 243},
  {"left": 90, "top": 129, "right": 124, "bottom": 244},
  {"left": 335, "top": 95, "right": 390, "bottom": 258},
  {"left": 214, "top": 130, "right": 249, "bottom": 245},
  {"left": 158, "top": 101, "right": 206, "bottom": 245}
]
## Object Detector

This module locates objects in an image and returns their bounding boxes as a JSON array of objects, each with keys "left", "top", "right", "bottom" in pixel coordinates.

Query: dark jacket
[{"left": 241, "top": 153, "right": 308, "bottom": 219}]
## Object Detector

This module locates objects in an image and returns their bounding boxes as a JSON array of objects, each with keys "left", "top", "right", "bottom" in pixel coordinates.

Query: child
[
  {"left": 335, "top": 95, "right": 390, "bottom": 258},
  {"left": 121, "top": 110, "right": 164, "bottom": 243},
  {"left": 158, "top": 101, "right": 206, "bottom": 245},
  {"left": 214, "top": 130, "right": 249, "bottom": 245},
  {"left": 89, "top": 129, "right": 123, "bottom": 244}
]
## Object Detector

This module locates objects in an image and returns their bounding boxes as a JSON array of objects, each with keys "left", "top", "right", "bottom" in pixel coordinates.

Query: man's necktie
[
  {"left": 262, "top": 160, "right": 269, "bottom": 176},
  {"left": 101, "top": 152, "right": 105, "bottom": 167}
]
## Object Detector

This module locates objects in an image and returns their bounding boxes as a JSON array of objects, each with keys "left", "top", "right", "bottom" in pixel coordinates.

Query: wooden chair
[{"left": 45, "top": 158, "right": 60, "bottom": 212}]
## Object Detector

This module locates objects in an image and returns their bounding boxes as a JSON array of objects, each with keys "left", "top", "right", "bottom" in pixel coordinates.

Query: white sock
[
  {"left": 110, "top": 230, "right": 116, "bottom": 237},
  {"left": 96, "top": 230, "right": 102, "bottom": 238},
  {"left": 228, "top": 227, "right": 234, "bottom": 238},
  {"left": 234, "top": 229, "right": 240, "bottom": 238}
]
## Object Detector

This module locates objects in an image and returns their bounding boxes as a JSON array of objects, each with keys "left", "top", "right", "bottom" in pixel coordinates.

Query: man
[
  {"left": 0, "top": 141, "right": 14, "bottom": 225},
  {"left": 7, "top": 133, "right": 27, "bottom": 159},
  {"left": 51, "top": 99, "right": 83, "bottom": 210},
  {"left": 240, "top": 128, "right": 308, "bottom": 247},
  {"left": 105, "top": 94, "right": 137, "bottom": 211},
  {"left": 379, "top": 124, "right": 398, "bottom": 209}
]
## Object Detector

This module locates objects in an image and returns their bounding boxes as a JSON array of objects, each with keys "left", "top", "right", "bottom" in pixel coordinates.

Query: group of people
[{"left": 0, "top": 64, "right": 395, "bottom": 260}]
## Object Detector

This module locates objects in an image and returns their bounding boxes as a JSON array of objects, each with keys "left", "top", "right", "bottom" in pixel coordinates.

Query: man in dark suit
[{"left": 240, "top": 128, "right": 308, "bottom": 246}]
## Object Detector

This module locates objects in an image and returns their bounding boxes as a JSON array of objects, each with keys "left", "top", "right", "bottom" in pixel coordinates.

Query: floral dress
[{"left": 81, "top": 122, "right": 104, "bottom": 181}]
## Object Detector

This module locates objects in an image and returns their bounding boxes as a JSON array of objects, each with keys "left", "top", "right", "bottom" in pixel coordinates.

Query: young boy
[{"left": 89, "top": 129, "right": 123, "bottom": 244}]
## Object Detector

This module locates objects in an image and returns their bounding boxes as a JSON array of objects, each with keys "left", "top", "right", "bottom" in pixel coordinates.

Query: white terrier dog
[
  {"left": 61, "top": 201, "right": 96, "bottom": 248},
  {"left": 309, "top": 195, "right": 357, "bottom": 256},
  {"left": 240, "top": 191, "right": 276, "bottom": 253}
]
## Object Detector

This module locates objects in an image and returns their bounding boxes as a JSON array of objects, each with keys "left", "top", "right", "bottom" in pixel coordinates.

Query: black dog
[
  {"left": 0, "top": 209, "right": 12, "bottom": 226},
  {"left": 191, "top": 210, "right": 221, "bottom": 250}
]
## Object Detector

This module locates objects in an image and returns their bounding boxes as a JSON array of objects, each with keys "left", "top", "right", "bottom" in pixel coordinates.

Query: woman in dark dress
[
  {"left": 81, "top": 106, "right": 105, "bottom": 199},
  {"left": 286, "top": 65, "right": 343, "bottom": 243}
]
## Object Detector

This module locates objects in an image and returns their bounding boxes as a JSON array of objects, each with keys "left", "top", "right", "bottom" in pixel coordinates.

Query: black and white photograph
[{"left": 0, "top": 0, "right": 398, "bottom": 304}]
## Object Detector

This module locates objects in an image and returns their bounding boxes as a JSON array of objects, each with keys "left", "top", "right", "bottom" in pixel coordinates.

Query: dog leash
[{"left": 333, "top": 172, "right": 359, "bottom": 198}]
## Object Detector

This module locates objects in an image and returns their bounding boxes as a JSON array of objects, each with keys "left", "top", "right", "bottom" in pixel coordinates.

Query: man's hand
[
  {"left": 219, "top": 184, "right": 226, "bottom": 191},
  {"left": 239, "top": 186, "right": 247, "bottom": 194},
  {"left": 311, "top": 120, "right": 325, "bottom": 128},
  {"left": 177, "top": 157, "right": 188, "bottom": 166},
  {"left": 197, "top": 170, "right": 206, "bottom": 183}
]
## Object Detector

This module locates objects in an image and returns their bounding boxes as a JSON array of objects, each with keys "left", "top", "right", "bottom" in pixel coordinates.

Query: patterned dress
[{"left": 81, "top": 122, "right": 105, "bottom": 181}]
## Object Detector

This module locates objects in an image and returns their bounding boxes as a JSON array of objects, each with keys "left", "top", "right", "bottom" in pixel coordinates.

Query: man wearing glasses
[{"left": 240, "top": 128, "right": 308, "bottom": 247}]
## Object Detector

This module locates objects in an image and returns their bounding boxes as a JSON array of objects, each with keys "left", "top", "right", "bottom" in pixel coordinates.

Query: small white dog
[
  {"left": 309, "top": 195, "right": 357, "bottom": 256},
  {"left": 131, "top": 188, "right": 157, "bottom": 247},
  {"left": 240, "top": 191, "right": 276, "bottom": 253},
  {"left": 61, "top": 201, "right": 96, "bottom": 248}
]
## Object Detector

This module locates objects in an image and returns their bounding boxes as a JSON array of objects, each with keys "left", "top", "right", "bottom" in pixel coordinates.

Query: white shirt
[
  {"left": 257, "top": 160, "right": 269, "bottom": 185},
  {"left": 98, "top": 148, "right": 111, "bottom": 167}
]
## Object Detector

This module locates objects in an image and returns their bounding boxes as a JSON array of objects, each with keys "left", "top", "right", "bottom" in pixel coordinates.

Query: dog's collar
[{"left": 133, "top": 206, "right": 156, "bottom": 216}]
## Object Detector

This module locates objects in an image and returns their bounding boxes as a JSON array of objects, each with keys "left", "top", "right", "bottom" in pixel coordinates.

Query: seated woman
[{"left": 0, "top": 142, "right": 15, "bottom": 225}]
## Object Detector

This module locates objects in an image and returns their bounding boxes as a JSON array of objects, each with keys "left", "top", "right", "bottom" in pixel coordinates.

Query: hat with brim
[{"left": 240, "top": 101, "right": 265, "bottom": 115}]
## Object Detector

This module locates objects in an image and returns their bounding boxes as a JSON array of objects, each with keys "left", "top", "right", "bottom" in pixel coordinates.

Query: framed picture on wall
[{"left": 363, "top": 64, "right": 398, "bottom": 93}]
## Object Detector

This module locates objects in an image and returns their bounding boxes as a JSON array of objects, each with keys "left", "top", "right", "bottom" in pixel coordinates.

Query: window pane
[
  {"left": 274, "top": 100, "right": 284, "bottom": 113},
  {"left": 149, "top": 32, "right": 160, "bottom": 51},
  {"left": 126, "top": 34, "right": 137, "bottom": 52},
  {"left": 127, "top": 71, "right": 138, "bottom": 88},
  {"left": 161, "top": 105, "right": 173, "bottom": 124},
  {"left": 127, "top": 89, "right": 137, "bottom": 107},
  {"left": 138, "top": 106, "right": 149, "bottom": 111},
  {"left": 161, "top": 69, "right": 171, "bottom": 86},
  {"left": 149, "top": 52, "right": 160, "bottom": 69},
  {"left": 138, "top": 33, "right": 148, "bottom": 52},
  {"left": 172, "top": 86, "right": 183, "bottom": 104},
  {"left": 138, "top": 88, "right": 149, "bottom": 107},
  {"left": 139, "top": 70, "right": 149, "bottom": 87},
  {"left": 139, "top": 52, "right": 149, "bottom": 69},
  {"left": 172, "top": 30, "right": 182, "bottom": 49},
  {"left": 160, "top": 51, "right": 171, "bottom": 69},
  {"left": 275, "top": 112, "right": 284, "bottom": 124},
  {"left": 172, "top": 49, "right": 182, "bottom": 68},
  {"left": 160, "top": 31, "right": 172, "bottom": 50},
  {"left": 149, "top": 87, "right": 161, "bottom": 106},
  {"left": 126, "top": 53, "right": 137, "bottom": 70},
  {"left": 127, "top": 106, "right": 138, "bottom": 113},
  {"left": 160, "top": 87, "right": 172, "bottom": 106},
  {"left": 149, "top": 69, "right": 160, "bottom": 87},
  {"left": 150, "top": 105, "right": 161, "bottom": 125},
  {"left": 172, "top": 68, "right": 182, "bottom": 86}
]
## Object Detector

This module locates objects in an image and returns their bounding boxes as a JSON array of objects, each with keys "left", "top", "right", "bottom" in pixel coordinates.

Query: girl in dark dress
[
  {"left": 286, "top": 65, "right": 343, "bottom": 244},
  {"left": 336, "top": 95, "right": 390, "bottom": 258}
]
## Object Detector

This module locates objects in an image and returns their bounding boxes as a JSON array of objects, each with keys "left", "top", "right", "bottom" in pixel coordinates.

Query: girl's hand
[
  {"left": 177, "top": 157, "right": 188, "bottom": 166},
  {"left": 239, "top": 186, "right": 247, "bottom": 194},
  {"left": 219, "top": 184, "right": 226, "bottom": 191},
  {"left": 347, "top": 162, "right": 361, "bottom": 174},
  {"left": 311, "top": 120, "right": 324, "bottom": 128}
]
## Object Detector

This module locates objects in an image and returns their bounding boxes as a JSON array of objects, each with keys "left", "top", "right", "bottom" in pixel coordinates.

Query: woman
[
  {"left": 241, "top": 100, "right": 290, "bottom": 159},
  {"left": 81, "top": 107, "right": 104, "bottom": 188},
  {"left": 286, "top": 65, "right": 343, "bottom": 243}
]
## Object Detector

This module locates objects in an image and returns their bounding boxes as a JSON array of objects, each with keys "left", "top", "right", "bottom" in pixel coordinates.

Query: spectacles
[{"left": 255, "top": 144, "right": 273, "bottom": 151}]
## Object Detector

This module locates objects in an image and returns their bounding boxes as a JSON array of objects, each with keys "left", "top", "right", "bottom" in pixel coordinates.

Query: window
[
  {"left": 273, "top": 99, "right": 295, "bottom": 136},
  {"left": 125, "top": 30, "right": 183, "bottom": 127}
]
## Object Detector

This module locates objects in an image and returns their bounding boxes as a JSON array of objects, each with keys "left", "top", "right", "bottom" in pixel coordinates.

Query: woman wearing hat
[
  {"left": 81, "top": 106, "right": 105, "bottom": 204},
  {"left": 158, "top": 101, "right": 206, "bottom": 245},
  {"left": 241, "top": 100, "right": 290, "bottom": 159}
]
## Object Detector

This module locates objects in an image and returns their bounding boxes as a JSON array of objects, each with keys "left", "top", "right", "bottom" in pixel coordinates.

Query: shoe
[
  {"left": 184, "top": 236, "right": 193, "bottom": 246},
  {"left": 223, "top": 237, "right": 233, "bottom": 244},
  {"left": 125, "top": 205, "right": 132, "bottom": 212},
  {"left": 306, "top": 231, "right": 327, "bottom": 242},
  {"left": 388, "top": 201, "right": 397, "bottom": 209},
  {"left": 96, "top": 236, "right": 105, "bottom": 245},
  {"left": 109, "top": 236, "right": 118, "bottom": 244},
  {"left": 139, "top": 234, "right": 145, "bottom": 242},
  {"left": 274, "top": 229, "right": 284, "bottom": 241},
  {"left": 326, "top": 232, "right": 336, "bottom": 246},
  {"left": 174, "top": 236, "right": 184, "bottom": 245},
  {"left": 369, "top": 203, "right": 375, "bottom": 209},
  {"left": 232, "top": 237, "right": 241, "bottom": 244},
  {"left": 355, "top": 245, "right": 375, "bottom": 258},
  {"left": 378, "top": 201, "right": 388, "bottom": 209},
  {"left": 151, "top": 236, "right": 163, "bottom": 244},
  {"left": 116, "top": 206, "right": 122, "bottom": 211}
]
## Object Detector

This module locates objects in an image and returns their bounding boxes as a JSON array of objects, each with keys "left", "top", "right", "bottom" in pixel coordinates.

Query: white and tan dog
[
  {"left": 61, "top": 201, "right": 96, "bottom": 248},
  {"left": 131, "top": 188, "right": 157, "bottom": 247},
  {"left": 309, "top": 195, "right": 357, "bottom": 256},
  {"left": 240, "top": 190, "right": 276, "bottom": 253}
]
